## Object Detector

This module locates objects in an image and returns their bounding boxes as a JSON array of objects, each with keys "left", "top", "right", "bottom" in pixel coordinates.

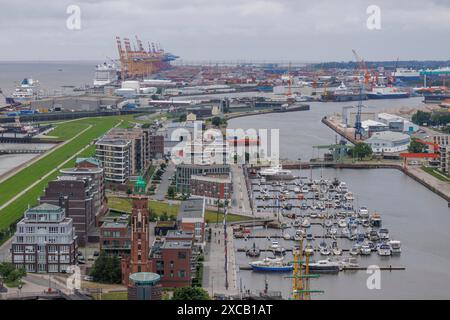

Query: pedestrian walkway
[{"left": 203, "top": 226, "right": 239, "bottom": 297}]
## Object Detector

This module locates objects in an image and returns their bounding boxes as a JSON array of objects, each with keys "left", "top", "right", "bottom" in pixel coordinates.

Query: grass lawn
[
  {"left": 107, "top": 197, "right": 249, "bottom": 223},
  {"left": 95, "top": 291, "right": 128, "bottom": 300},
  {"left": 421, "top": 166, "right": 450, "bottom": 182},
  {"left": 0, "top": 114, "right": 143, "bottom": 231},
  {"left": 5, "top": 280, "right": 24, "bottom": 288}
]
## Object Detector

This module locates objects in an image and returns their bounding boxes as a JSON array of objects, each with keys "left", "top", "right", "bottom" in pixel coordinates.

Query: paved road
[
  {"left": 203, "top": 226, "right": 239, "bottom": 297},
  {"left": 152, "top": 162, "right": 175, "bottom": 201},
  {"left": 230, "top": 164, "right": 252, "bottom": 216},
  {"left": 408, "top": 166, "right": 450, "bottom": 196},
  {"left": 0, "top": 237, "right": 12, "bottom": 262}
]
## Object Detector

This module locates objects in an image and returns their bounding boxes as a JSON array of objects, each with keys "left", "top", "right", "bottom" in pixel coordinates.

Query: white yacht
[
  {"left": 338, "top": 219, "right": 347, "bottom": 228},
  {"left": 377, "top": 243, "right": 392, "bottom": 256},
  {"left": 388, "top": 240, "right": 401, "bottom": 254},
  {"left": 360, "top": 244, "right": 372, "bottom": 255},
  {"left": 378, "top": 228, "right": 390, "bottom": 240},
  {"left": 259, "top": 166, "right": 294, "bottom": 180},
  {"left": 307, "top": 259, "right": 340, "bottom": 273},
  {"left": 359, "top": 206, "right": 369, "bottom": 218},
  {"left": 301, "top": 186, "right": 310, "bottom": 193},
  {"left": 301, "top": 218, "right": 311, "bottom": 228}
]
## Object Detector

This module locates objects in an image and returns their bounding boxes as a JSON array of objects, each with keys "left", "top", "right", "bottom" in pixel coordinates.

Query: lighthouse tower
[{"left": 121, "top": 176, "right": 153, "bottom": 285}]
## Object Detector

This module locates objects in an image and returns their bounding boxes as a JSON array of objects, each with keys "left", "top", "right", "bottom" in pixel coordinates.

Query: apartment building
[
  {"left": 177, "top": 198, "right": 206, "bottom": 247},
  {"left": 40, "top": 176, "right": 96, "bottom": 245},
  {"left": 11, "top": 204, "right": 77, "bottom": 273},
  {"left": 95, "top": 138, "right": 131, "bottom": 184},
  {"left": 175, "top": 164, "right": 230, "bottom": 194},
  {"left": 190, "top": 173, "right": 232, "bottom": 206}
]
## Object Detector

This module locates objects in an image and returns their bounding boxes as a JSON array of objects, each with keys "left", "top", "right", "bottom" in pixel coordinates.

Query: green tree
[
  {"left": 172, "top": 287, "right": 210, "bottom": 300},
  {"left": 412, "top": 110, "right": 431, "bottom": 126},
  {"left": 0, "top": 262, "right": 26, "bottom": 284},
  {"left": 408, "top": 138, "right": 427, "bottom": 153},
  {"left": 211, "top": 116, "right": 222, "bottom": 127},
  {"left": 90, "top": 254, "right": 122, "bottom": 284},
  {"left": 167, "top": 186, "right": 176, "bottom": 199},
  {"left": 178, "top": 114, "right": 187, "bottom": 122},
  {"left": 350, "top": 142, "right": 373, "bottom": 160}
]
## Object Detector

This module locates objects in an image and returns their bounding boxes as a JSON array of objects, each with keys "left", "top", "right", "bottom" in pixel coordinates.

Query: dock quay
[
  {"left": 321, "top": 116, "right": 360, "bottom": 144},
  {"left": 238, "top": 265, "right": 405, "bottom": 271}
]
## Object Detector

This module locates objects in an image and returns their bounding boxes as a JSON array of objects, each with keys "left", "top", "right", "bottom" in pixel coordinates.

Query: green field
[
  {"left": 107, "top": 197, "right": 249, "bottom": 223},
  {"left": 421, "top": 166, "right": 450, "bottom": 182},
  {"left": 0, "top": 114, "right": 142, "bottom": 231},
  {"left": 95, "top": 291, "right": 128, "bottom": 300}
]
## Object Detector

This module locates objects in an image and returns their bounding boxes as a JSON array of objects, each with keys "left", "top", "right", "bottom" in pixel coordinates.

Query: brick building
[
  {"left": 177, "top": 198, "right": 206, "bottom": 248},
  {"left": 149, "top": 134, "right": 164, "bottom": 159},
  {"left": 150, "top": 239, "right": 193, "bottom": 288},
  {"left": 190, "top": 173, "right": 232, "bottom": 206},
  {"left": 40, "top": 176, "right": 96, "bottom": 246},
  {"left": 100, "top": 221, "right": 131, "bottom": 258}
]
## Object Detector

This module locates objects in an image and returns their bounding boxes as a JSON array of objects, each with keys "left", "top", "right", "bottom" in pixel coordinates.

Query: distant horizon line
[{"left": 0, "top": 58, "right": 449, "bottom": 64}]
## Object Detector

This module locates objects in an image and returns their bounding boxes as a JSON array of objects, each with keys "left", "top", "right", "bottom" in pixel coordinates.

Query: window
[
  {"left": 178, "top": 252, "right": 187, "bottom": 259},
  {"left": 179, "top": 270, "right": 186, "bottom": 278}
]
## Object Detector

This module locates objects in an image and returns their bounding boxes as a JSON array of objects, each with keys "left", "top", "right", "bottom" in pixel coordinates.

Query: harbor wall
[{"left": 321, "top": 116, "right": 359, "bottom": 144}]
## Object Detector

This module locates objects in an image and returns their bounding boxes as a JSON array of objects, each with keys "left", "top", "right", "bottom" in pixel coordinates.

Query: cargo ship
[
  {"left": 392, "top": 68, "right": 421, "bottom": 81},
  {"left": 322, "top": 82, "right": 367, "bottom": 102},
  {"left": 366, "top": 86, "right": 410, "bottom": 99}
]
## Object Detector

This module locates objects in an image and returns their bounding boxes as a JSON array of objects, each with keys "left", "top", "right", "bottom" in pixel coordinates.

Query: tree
[
  {"left": 350, "top": 142, "right": 373, "bottom": 160},
  {"left": 211, "top": 116, "right": 222, "bottom": 127},
  {"left": 167, "top": 186, "right": 176, "bottom": 199},
  {"left": 412, "top": 110, "right": 431, "bottom": 126},
  {"left": 408, "top": 138, "right": 427, "bottom": 153},
  {"left": 0, "top": 262, "right": 26, "bottom": 284},
  {"left": 178, "top": 114, "right": 187, "bottom": 122},
  {"left": 172, "top": 287, "right": 210, "bottom": 300},
  {"left": 90, "top": 254, "right": 122, "bottom": 284}
]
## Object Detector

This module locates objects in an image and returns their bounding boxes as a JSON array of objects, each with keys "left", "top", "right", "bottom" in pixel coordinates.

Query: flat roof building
[
  {"left": 11, "top": 204, "right": 78, "bottom": 273},
  {"left": 365, "top": 131, "right": 410, "bottom": 154}
]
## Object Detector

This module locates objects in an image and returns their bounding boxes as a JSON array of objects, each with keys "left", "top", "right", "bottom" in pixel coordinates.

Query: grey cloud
[{"left": 0, "top": 0, "right": 449, "bottom": 61}]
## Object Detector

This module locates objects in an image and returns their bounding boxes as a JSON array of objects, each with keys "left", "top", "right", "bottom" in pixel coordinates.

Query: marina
[{"left": 228, "top": 106, "right": 450, "bottom": 299}]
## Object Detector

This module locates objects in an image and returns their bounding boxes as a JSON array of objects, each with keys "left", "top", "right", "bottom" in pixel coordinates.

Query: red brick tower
[{"left": 121, "top": 177, "right": 153, "bottom": 285}]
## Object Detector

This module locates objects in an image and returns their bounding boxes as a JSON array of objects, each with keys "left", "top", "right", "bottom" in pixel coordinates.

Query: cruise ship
[
  {"left": 93, "top": 63, "right": 119, "bottom": 87},
  {"left": 7, "top": 78, "right": 41, "bottom": 104}
]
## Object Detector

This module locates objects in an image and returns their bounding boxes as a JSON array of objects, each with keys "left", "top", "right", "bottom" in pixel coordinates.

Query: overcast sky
[{"left": 0, "top": 0, "right": 449, "bottom": 62}]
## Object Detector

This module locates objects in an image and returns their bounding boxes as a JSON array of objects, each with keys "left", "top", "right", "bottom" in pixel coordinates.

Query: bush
[
  {"left": 90, "top": 254, "right": 122, "bottom": 284},
  {"left": 172, "top": 287, "right": 210, "bottom": 300}
]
